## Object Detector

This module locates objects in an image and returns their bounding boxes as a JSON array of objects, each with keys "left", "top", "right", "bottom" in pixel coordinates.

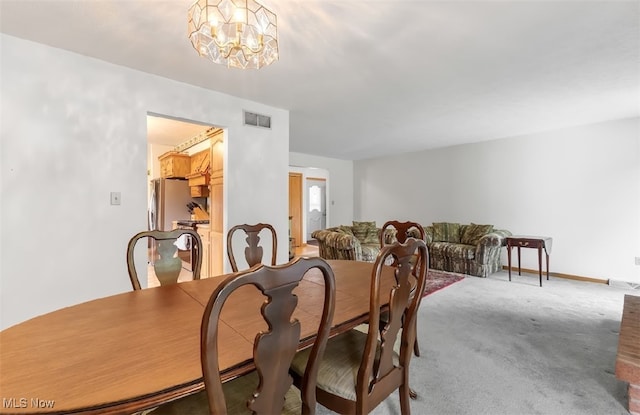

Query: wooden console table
[
  {"left": 506, "top": 236, "right": 552, "bottom": 287},
  {"left": 616, "top": 294, "right": 640, "bottom": 415}
]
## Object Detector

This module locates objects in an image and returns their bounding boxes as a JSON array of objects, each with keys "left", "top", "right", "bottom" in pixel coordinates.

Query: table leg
[
  {"left": 538, "top": 247, "right": 543, "bottom": 287},
  {"left": 507, "top": 245, "right": 512, "bottom": 282},
  {"left": 517, "top": 246, "right": 522, "bottom": 275},
  {"left": 546, "top": 253, "right": 550, "bottom": 281}
]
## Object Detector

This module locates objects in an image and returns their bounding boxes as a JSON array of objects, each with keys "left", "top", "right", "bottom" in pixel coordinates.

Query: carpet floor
[{"left": 314, "top": 270, "right": 637, "bottom": 415}]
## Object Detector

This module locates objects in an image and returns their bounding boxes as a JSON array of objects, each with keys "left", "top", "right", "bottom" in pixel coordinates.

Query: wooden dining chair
[
  {"left": 379, "top": 220, "right": 426, "bottom": 247},
  {"left": 379, "top": 221, "right": 426, "bottom": 358},
  {"left": 151, "top": 257, "right": 336, "bottom": 415},
  {"left": 290, "top": 238, "right": 429, "bottom": 415},
  {"left": 126, "top": 229, "right": 203, "bottom": 290},
  {"left": 227, "top": 223, "right": 277, "bottom": 272}
]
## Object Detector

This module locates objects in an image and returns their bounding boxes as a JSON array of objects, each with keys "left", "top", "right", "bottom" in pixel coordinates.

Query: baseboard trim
[{"left": 501, "top": 266, "right": 608, "bottom": 285}]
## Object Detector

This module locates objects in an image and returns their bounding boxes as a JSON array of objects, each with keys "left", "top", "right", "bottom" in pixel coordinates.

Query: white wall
[
  {"left": 0, "top": 34, "right": 289, "bottom": 329},
  {"left": 289, "top": 152, "right": 354, "bottom": 227},
  {"left": 148, "top": 143, "right": 173, "bottom": 180},
  {"left": 354, "top": 118, "right": 640, "bottom": 284}
]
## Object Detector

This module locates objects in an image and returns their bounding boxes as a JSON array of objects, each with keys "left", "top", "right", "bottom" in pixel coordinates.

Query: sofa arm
[
  {"left": 312, "top": 229, "right": 363, "bottom": 261},
  {"left": 311, "top": 228, "right": 338, "bottom": 242},
  {"left": 423, "top": 226, "right": 434, "bottom": 244},
  {"left": 475, "top": 229, "right": 513, "bottom": 264}
]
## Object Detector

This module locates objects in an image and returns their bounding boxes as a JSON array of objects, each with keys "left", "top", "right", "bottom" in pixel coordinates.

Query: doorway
[
  {"left": 288, "top": 173, "right": 303, "bottom": 248},
  {"left": 146, "top": 113, "right": 223, "bottom": 285},
  {"left": 306, "top": 177, "right": 326, "bottom": 240}
]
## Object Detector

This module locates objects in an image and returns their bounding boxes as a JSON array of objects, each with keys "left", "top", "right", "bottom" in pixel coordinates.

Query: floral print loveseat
[{"left": 424, "top": 222, "right": 511, "bottom": 277}]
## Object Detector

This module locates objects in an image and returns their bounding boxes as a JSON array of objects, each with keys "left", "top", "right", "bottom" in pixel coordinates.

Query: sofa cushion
[
  {"left": 352, "top": 221, "right": 378, "bottom": 244},
  {"left": 460, "top": 223, "right": 494, "bottom": 245},
  {"left": 432, "top": 222, "right": 461, "bottom": 243},
  {"left": 338, "top": 225, "right": 355, "bottom": 236},
  {"left": 445, "top": 243, "right": 475, "bottom": 260}
]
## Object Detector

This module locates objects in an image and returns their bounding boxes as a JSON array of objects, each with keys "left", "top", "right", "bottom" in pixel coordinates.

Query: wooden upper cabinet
[
  {"left": 159, "top": 152, "right": 190, "bottom": 178},
  {"left": 187, "top": 149, "right": 211, "bottom": 197},
  {"left": 190, "top": 149, "right": 210, "bottom": 175}
]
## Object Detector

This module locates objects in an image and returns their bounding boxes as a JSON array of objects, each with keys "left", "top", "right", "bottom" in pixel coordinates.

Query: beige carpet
[{"left": 314, "top": 270, "right": 636, "bottom": 415}]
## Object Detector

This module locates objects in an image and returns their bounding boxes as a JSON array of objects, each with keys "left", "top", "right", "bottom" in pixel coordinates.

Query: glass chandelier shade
[{"left": 188, "top": 0, "right": 279, "bottom": 69}]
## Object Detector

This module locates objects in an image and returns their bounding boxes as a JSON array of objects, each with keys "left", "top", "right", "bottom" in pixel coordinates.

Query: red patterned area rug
[{"left": 423, "top": 270, "right": 465, "bottom": 297}]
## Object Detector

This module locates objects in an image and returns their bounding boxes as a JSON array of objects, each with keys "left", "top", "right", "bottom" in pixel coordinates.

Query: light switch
[{"left": 110, "top": 192, "right": 121, "bottom": 205}]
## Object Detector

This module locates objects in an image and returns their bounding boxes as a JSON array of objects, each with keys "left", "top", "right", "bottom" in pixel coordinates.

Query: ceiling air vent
[{"left": 243, "top": 110, "right": 271, "bottom": 129}]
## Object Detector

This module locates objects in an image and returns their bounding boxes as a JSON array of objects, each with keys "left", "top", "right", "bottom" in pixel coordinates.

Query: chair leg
[
  {"left": 400, "top": 384, "right": 412, "bottom": 415},
  {"left": 411, "top": 319, "right": 419, "bottom": 398}
]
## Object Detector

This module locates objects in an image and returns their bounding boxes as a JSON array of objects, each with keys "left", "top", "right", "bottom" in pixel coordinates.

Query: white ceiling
[
  {"left": 1, "top": 0, "right": 638, "bottom": 160},
  {"left": 147, "top": 114, "right": 213, "bottom": 147}
]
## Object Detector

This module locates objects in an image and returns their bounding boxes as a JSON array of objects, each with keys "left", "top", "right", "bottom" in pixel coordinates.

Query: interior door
[
  {"left": 288, "top": 173, "right": 302, "bottom": 247},
  {"left": 306, "top": 178, "right": 326, "bottom": 240}
]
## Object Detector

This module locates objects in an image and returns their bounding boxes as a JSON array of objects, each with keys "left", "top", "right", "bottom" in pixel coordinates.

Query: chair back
[
  {"left": 126, "top": 229, "right": 202, "bottom": 290},
  {"left": 227, "top": 223, "right": 277, "bottom": 272},
  {"left": 201, "top": 257, "right": 336, "bottom": 415},
  {"left": 360, "top": 238, "right": 429, "bottom": 409},
  {"left": 379, "top": 220, "right": 426, "bottom": 246},
  {"left": 379, "top": 221, "right": 426, "bottom": 274}
]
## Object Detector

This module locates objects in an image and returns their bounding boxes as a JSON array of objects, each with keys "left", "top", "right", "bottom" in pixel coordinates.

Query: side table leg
[
  {"left": 517, "top": 246, "right": 522, "bottom": 275},
  {"left": 538, "top": 247, "right": 543, "bottom": 287},
  {"left": 546, "top": 253, "right": 550, "bottom": 280},
  {"left": 507, "top": 246, "right": 512, "bottom": 282}
]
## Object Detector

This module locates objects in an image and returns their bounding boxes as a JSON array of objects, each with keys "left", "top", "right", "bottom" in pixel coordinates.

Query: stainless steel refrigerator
[{"left": 148, "top": 178, "right": 192, "bottom": 231}]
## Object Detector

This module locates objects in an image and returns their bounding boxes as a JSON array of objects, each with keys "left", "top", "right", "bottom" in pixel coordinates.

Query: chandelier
[{"left": 187, "top": 0, "right": 279, "bottom": 69}]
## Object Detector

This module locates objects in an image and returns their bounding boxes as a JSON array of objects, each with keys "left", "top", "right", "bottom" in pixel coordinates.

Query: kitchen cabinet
[
  {"left": 159, "top": 152, "right": 190, "bottom": 178},
  {"left": 187, "top": 172, "right": 210, "bottom": 197},
  {"left": 187, "top": 149, "right": 210, "bottom": 196},
  {"left": 189, "top": 149, "right": 210, "bottom": 175}
]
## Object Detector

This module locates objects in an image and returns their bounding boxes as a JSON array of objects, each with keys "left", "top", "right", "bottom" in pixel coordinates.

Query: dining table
[{"left": 0, "top": 260, "right": 395, "bottom": 415}]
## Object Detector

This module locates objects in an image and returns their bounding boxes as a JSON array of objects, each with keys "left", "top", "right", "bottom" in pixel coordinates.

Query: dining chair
[
  {"left": 379, "top": 220, "right": 426, "bottom": 359},
  {"left": 126, "top": 229, "right": 203, "bottom": 290},
  {"left": 290, "top": 238, "right": 429, "bottom": 415},
  {"left": 227, "top": 223, "right": 278, "bottom": 272},
  {"left": 151, "top": 257, "right": 336, "bottom": 415},
  {"left": 379, "top": 220, "right": 426, "bottom": 247}
]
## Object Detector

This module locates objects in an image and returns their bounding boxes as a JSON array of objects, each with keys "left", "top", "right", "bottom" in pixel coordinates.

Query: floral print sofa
[
  {"left": 312, "top": 221, "right": 511, "bottom": 278},
  {"left": 424, "top": 222, "right": 511, "bottom": 277}
]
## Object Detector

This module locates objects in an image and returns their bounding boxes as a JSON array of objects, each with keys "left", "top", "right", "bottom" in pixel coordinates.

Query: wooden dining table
[{"left": 0, "top": 260, "right": 394, "bottom": 415}]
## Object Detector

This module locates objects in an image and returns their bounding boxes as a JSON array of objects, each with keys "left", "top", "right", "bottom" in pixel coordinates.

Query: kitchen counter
[{"left": 175, "top": 219, "right": 210, "bottom": 228}]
